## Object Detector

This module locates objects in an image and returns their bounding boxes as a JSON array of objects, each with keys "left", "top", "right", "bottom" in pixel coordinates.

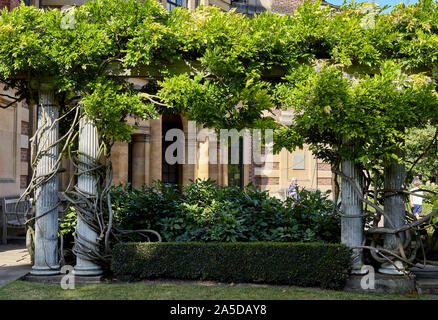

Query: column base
[
  {"left": 351, "top": 264, "right": 369, "bottom": 275},
  {"left": 378, "top": 261, "right": 405, "bottom": 275},
  {"left": 73, "top": 265, "right": 103, "bottom": 276},
  {"left": 30, "top": 265, "right": 61, "bottom": 276}
]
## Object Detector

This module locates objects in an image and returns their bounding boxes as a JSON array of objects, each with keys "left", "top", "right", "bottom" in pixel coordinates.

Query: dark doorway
[
  {"left": 228, "top": 136, "right": 244, "bottom": 187},
  {"left": 162, "top": 114, "right": 183, "bottom": 185}
]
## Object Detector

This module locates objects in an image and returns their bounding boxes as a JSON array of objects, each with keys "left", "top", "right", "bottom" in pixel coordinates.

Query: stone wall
[
  {"left": 0, "top": 95, "right": 32, "bottom": 198},
  {"left": 270, "top": 0, "right": 302, "bottom": 14}
]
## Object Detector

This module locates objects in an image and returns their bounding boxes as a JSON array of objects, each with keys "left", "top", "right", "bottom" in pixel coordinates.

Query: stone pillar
[
  {"left": 132, "top": 134, "right": 146, "bottom": 189},
  {"left": 187, "top": 0, "right": 195, "bottom": 9},
  {"left": 111, "top": 141, "right": 129, "bottom": 185},
  {"left": 150, "top": 119, "right": 162, "bottom": 182},
  {"left": 197, "top": 135, "right": 209, "bottom": 180},
  {"left": 73, "top": 115, "right": 103, "bottom": 276},
  {"left": 379, "top": 151, "right": 406, "bottom": 275},
  {"left": 221, "top": 142, "right": 228, "bottom": 185},
  {"left": 145, "top": 132, "right": 151, "bottom": 185},
  {"left": 31, "top": 84, "right": 60, "bottom": 275},
  {"left": 183, "top": 120, "right": 196, "bottom": 184},
  {"left": 341, "top": 159, "right": 366, "bottom": 274}
]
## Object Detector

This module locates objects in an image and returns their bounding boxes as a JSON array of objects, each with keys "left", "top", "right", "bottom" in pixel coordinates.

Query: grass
[{"left": 0, "top": 280, "right": 427, "bottom": 300}]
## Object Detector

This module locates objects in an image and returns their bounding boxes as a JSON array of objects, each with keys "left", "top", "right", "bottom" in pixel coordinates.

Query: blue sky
[{"left": 329, "top": 0, "right": 418, "bottom": 9}]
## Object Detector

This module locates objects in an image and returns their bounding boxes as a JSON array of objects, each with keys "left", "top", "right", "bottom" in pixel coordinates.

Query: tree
[
  {"left": 273, "top": 61, "right": 438, "bottom": 272},
  {"left": 406, "top": 125, "right": 438, "bottom": 183}
]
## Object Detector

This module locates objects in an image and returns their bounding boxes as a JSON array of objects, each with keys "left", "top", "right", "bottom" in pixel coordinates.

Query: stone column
[
  {"left": 341, "top": 159, "right": 366, "bottom": 274},
  {"left": 132, "top": 134, "right": 146, "bottom": 189},
  {"left": 73, "top": 115, "right": 103, "bottom": 276},
  {"left": 187, "top": 0, "right": 195, "bottom": 10},
  {"left": 197, "top": 135, "right": 209, "bottom": 180},
  {"left": 150, "top": 119, "right": 162, "bottom": 182},
  {"left": 144, "top": 121, "right": 151, "bottom": 185},
  {"left": 31, "top": 84, "right": 60, "bottom": 275},
  {"left": 379, "top": 150, "right": 406, "bottom": 275},
  {"left": 183, "top": 120, "right": 197, "bottom": 184}
]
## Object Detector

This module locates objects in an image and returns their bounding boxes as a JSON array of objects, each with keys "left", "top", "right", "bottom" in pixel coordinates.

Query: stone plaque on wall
[{"left": 292, "top": 153, "right": 305, "bottom": 170}]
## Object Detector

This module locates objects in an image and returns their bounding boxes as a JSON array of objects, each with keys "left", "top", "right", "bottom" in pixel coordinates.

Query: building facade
[
  {"left": 0, "top": 89, "right": 33, "bottom": 198},
  {"left": 0, "top": 0, "right": 335, "bottom": 201}
]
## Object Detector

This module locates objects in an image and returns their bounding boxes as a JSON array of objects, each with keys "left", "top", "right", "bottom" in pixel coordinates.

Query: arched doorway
[{"left": 162, "top": 114, "right": 183, "bottom": 185}]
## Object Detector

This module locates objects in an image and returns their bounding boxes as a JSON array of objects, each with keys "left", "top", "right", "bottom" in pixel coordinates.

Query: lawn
[{"left": 0, "top": 280, "right": 427, "bottom": 300}]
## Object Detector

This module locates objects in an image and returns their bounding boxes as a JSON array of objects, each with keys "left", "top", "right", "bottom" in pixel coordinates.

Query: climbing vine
[{"left": 0, "top": 0, "right": 438, "bottom": 270}]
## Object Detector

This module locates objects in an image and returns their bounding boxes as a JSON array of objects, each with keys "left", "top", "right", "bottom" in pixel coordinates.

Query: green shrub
[
  {"left": 58, "top": 206, "right": 78, "bottom": 266},
  {"left": 112, "top": 179, "right": 340, "bottom": 243},
  {"left": 111, "top": 242, "right": 352, "bottom": 290}
]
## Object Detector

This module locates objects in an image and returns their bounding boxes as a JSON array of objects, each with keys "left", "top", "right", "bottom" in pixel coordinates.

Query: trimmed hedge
[{"left": 111, "top": 242, "right": 352, "bottom": 290}]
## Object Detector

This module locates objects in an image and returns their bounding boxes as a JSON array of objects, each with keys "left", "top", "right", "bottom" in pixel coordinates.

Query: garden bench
[{"left": 0, "top": 197, "right": 31, "bottom": 244}]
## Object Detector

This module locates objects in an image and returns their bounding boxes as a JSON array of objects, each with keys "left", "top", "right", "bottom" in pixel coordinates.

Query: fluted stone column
[
  {"left": 379, "top": 150, "right": 406, "bottom": 275},
  {"left": 31, "top": 84, "right": 60, "bottom": 275},
  {"left": 341, "top": 159, "right": 366, "bottom": 274},
  {"left": 73, "top": 115, "right": 103, "bottom": 276}
]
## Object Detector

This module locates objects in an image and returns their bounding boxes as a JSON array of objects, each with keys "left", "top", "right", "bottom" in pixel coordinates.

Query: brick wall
[
  {"left": 254, "top": 176, "right": 280, "bottom": 185},
  {"left": 271, "top": 0, "right": 337, "bottom": 15},
  {"left": 317, "top": 163, "right": 331, "bottom": 171},
  {"left": 317, "top": 177, "right": 332, "bottom": 185},
  {"left": 10, "top": 0, "right": 20, "bottom": 9},
  {"left": 271, "top": 0, "right": 303, "bottom": 15},
  {"left": 0, "top": 0, "right": 10, "bottom": 9},
  {"left": 21, "top": 148, "right": 28, "bottom": 162},
  {"left": 0, "top": 0, "right": 21, "bottom": 10},
  {"left": 254, "top": 162, "right": 279, "bottom": 169}
]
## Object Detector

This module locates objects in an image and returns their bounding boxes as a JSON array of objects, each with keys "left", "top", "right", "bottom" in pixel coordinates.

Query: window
[
  {"left": 167, "top": 0, "right": 184, "bottom": 11},
  {"left": 228, "top": 137, "right": 243, "bottom": 187},
  {"left": 162, "top": 114, "right": 183, "bottom": 185}
]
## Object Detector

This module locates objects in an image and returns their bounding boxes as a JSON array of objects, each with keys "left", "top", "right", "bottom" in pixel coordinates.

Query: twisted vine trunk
[
  {"left": 31, "top": 84, "right": 60, "bottom": 275},
  {"left": 379, "top": 147, "right": 407, "bottom": 275}
]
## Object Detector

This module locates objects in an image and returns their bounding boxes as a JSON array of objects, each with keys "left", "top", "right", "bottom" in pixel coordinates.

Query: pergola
[
  {"left": 2, "top": 0, "right": 437, "bottom": 278},
  {"left": 29, "top": 61, "right": 294, "bottom": 276},
  {"left": 27, "top": 61, "right": 392, "bottom": 276}
]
